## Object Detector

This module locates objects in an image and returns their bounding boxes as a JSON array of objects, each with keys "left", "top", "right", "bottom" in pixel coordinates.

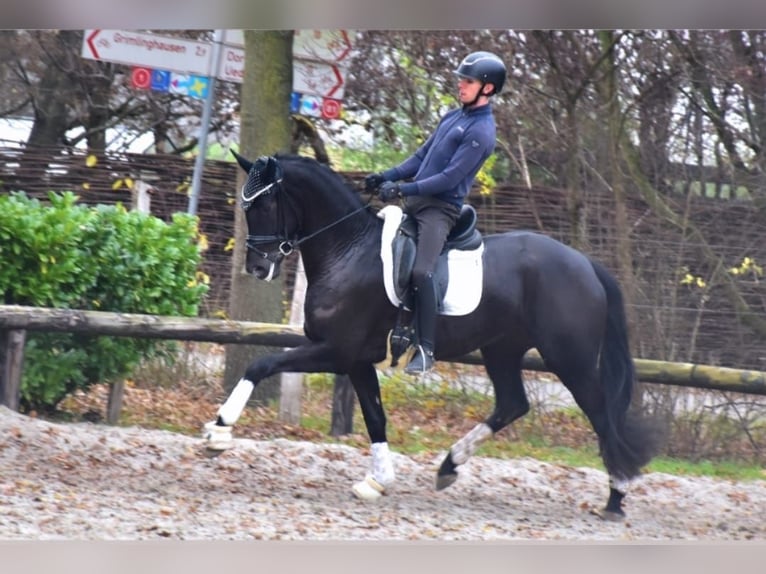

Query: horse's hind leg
[
  {"left": 554, "top": 365, "right": 632, "bottom": 521},
  {"left": 436, "top": 343, "right": 529, "bottom": 490}
]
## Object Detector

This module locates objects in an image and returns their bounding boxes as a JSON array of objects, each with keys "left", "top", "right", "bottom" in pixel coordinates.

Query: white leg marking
[
  {"left": 217, "top": 378, "right": 254, "bottom": 426},
  {"left": 450, "top": 422, "right": 493, "bottom": 465}
]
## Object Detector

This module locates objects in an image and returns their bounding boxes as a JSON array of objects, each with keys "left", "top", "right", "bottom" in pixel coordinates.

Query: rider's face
[{"left": 457, "top": 77, "right": 490, "bottom": 104}]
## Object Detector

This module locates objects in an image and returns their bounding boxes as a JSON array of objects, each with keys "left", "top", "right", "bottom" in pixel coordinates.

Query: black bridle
[{"left": 241, "top": 164, "right": 372, "bottom": 264}]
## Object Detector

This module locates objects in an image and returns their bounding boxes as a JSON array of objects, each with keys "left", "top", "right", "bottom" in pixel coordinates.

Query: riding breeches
[{"left": 403, "top": 195, "right": 461, "bottom": 284}]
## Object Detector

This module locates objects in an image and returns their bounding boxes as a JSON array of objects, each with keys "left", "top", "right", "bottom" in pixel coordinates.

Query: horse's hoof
[
  {"left": 435, "top": 472, "right": 458, "bottom": 491},
  {"left": 202, "top": 421, "right": 234, "bottom": 452},
  {"left": 201, "top": 447, "right": 225, "bottom": 458},
  {"left": 351, "top": 475, "right": 386, "bottom": 501},
  {"left": 590, "top": 507, "right": 625, "bottom": 522}
]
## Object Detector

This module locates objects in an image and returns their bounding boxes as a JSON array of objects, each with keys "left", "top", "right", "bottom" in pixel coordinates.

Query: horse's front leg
[
  {"left": 203, "top": 342, "right": 338, "bottom": 451},
  {"left": 346, "top": 362, "right": 395, "bottom": 502}
]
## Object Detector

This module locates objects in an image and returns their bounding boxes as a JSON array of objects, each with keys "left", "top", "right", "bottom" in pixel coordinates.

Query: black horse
[{"left": 204, "top": 152, "right": 661, "bottom": 520}]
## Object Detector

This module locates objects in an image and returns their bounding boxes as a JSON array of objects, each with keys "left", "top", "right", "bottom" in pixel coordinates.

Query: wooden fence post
[
  {"left": 279, "top": 256, "right": 306, "bottom": 425},
  {"left": 0, "top": 329, "right": 26, "bottom": 411},
  {"left": 106, "top": 379, "right": 125, "bottom": 424},
  {"left": 104, "top": 181, "right": 154, "bottom": 424},
  {"left": 330, "top": 374, "right": 355, "bottom": 436}
]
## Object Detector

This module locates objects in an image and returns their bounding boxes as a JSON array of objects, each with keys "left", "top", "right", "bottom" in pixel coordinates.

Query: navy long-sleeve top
[{"left": 381, "top": 103, "right": 496, "bottom": 207}]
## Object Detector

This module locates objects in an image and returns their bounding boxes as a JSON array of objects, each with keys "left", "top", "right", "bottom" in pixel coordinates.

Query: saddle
[
  {"left": 380, "top": 204, "right": 484, "bottom": 366},
  {"left": 391, "top": 204, "right": 482, "bottom": 310}
]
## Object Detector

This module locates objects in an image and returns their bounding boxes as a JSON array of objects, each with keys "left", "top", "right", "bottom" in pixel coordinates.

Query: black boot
[{"left": 405, "top": 273, "right": 437, "bottom": 375}]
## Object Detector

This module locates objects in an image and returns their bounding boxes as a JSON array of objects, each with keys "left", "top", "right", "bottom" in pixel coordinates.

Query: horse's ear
[{"left": 230, "top": 149, "right": 253, "bottom": 174}]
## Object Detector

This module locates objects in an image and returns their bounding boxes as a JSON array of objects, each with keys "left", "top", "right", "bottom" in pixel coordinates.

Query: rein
[{"left": 289, "top": 201, "right": 373, "bottom": 252}]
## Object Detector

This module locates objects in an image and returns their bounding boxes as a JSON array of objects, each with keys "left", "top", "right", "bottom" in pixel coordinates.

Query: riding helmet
[{"left": 454, "top": 51, "right": 507, "bottom": 95}]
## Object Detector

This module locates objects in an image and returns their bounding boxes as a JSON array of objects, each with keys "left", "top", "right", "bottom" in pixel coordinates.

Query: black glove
[
  {"left": 378, "top": 181, "right": 401, "bottom": 202},
  {"left": 364, "top": 172, "right": 385, "bottom": 192}
]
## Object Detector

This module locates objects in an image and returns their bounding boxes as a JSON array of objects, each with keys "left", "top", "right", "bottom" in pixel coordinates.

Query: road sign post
[{"left": 188, "top": 29, "right": 224, "bottom": 216}]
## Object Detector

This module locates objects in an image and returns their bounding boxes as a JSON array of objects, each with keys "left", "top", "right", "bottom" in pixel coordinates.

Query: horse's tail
[{"left": 589, "top": 258, "right": 662, "bottom": 480}]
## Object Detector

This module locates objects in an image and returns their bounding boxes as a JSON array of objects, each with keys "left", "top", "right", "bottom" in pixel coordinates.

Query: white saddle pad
[{"left": 377, "top": 205, "right": 484, "bottom": 316}]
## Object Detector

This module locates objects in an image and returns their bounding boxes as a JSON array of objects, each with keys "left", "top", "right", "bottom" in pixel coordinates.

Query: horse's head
[{"left": 232, "top": 150, "right": 297, "bottom": 281}]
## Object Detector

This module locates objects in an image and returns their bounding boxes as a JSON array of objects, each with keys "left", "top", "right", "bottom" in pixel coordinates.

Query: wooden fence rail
[{"left": 2, "top": 305, "right": 765, "bottom": 421}]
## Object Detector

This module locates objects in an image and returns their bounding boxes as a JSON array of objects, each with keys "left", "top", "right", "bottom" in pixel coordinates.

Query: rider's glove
[
  {"left": 364, "top": 172, "right": 386, "bottom": 192},
  {"left": 378, "top": 181, "right": 401, "bottom": 202}
]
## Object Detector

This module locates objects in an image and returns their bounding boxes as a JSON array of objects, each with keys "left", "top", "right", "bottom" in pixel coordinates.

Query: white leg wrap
[
  {"left": 609, "top": 475, "right": 632, "bottom": 494},
  {"left": 351, "top": 442, "right": 395, "bottom": 502},
  {"left": 351, "top": 475, "right": 386, "bottom": 501},
  {"left": 450, "top": 422, "right": 493, "bottom": 465},
  {"left": 217, "top": 378, "right": 254, "bottom": 426},
  {"left": 371, "top": 442, "right": 395, "bottom": 487},
  {"left": 203, "top": 420, "right": 234, "bottom": 450}
]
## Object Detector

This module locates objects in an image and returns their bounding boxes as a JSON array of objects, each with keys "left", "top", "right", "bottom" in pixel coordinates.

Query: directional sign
[
  {"left": 217, "top": 45, "right": 245, "bottom": 84},
  {"left": 294, "top": 30, "right": 354, "bottom": 64},
  {"left": 82, "top": 29, "right": 353, "bottom": 102},
  {"left": 222, "top": 29, "right": 244, "bottom": 47},
  {"left": 82, "top": 29, "right": 213, "bottom": 76},
  {"left": 293, "top": 59, "right": 346, "bottom": 100}
]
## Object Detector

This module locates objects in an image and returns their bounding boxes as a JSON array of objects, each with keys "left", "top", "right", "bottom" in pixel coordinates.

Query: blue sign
[
  {"left": 151, "top": 69, "right": 171, "bottom": 92},
  {"left": 169, "top": 73, "right": 210, "bottom": 100},
  {"left": 187, "top": 75, "right": 210, "bottom": 99},
  {"left": 290, "top": 92, "right": 302, "bottom": 113}
]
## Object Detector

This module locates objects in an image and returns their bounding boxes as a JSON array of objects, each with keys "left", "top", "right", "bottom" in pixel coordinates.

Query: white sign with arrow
[{"left": 81, "top": 29, "right": 215, "bottom": 76}]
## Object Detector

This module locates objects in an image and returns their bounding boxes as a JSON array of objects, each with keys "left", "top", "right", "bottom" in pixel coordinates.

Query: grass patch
[{"left": 647, "top": 457, "right": 765, "bottom": 481}]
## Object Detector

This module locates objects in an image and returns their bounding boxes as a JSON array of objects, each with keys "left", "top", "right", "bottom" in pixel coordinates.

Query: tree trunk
[
  {"left": 19, "top": 31, "right": 80, "bottom": 180},
  {"left": 564, "top": 108, "right": 587, "bottom": 250},
  {"left": 224, "top": 30, "right": 294, "bottom": 405},
  {"left": 597, "top": 31, "right": 638, "bottom": 337}
]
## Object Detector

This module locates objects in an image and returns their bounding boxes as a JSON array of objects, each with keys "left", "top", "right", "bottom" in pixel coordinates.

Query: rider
[{"left": 365, "top": 51, "right": 506, "bottom": 375}]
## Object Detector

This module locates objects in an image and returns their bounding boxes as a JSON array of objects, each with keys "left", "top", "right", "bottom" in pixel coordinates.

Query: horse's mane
[{"left": 274, "top": 153, "right": 363, "bottom": 207}]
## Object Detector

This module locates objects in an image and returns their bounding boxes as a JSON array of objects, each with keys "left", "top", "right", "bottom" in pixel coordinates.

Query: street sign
[
  {"left": 299, "top": 95, "right": 323, "bottom": 118},
  {"left": 169, "top": 73, "right": 210, "bottom": 99},
  {"left": 293, "top": 59, "right": 346, "bottom": 100},
  {"left": 82, "top": 29, "right": 214, "bottom": 76},
  {"left": 130, "top": 67, "right": 151, "bottom": 89},
  {"left": 222, "top": 29, "right": 244, "bottom": 47},
  {"left": 294, "top": 30, "right": 354, "bottom": 64},
  {"left": 321, "top": 98, "right": 341, "bottom": 119},
  {"left": 82, "top": 29, "right": 353, "bottom": 105},
  {"left": 150, "top": 69, "right": 171, "bottom": 92},
  {"left": 217, "top": 45, "right": 245, "bottom": 84}
]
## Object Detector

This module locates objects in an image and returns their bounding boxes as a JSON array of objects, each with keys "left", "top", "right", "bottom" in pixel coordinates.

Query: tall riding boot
[{"left": 405, "top": 272, "right": 437, "bottom": 375}]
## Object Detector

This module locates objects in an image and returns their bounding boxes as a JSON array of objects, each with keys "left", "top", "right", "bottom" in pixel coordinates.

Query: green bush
[{"left": 0, "top": 191, "right": 208, "bottom": 412}]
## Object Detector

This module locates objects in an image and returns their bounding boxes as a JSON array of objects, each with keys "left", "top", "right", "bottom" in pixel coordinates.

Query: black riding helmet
[{"left": 453, "top": 51, "right": 506, "bottom": 96}]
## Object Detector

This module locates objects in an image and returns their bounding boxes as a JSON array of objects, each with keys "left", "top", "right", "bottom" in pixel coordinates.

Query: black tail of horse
[{"left": 590, "top": 259, "right": 661, "bottom": 480}]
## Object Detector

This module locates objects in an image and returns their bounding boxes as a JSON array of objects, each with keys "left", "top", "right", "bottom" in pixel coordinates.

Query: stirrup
[{"left": 404, "top": 345, "right": 434, "bottom": 375}]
